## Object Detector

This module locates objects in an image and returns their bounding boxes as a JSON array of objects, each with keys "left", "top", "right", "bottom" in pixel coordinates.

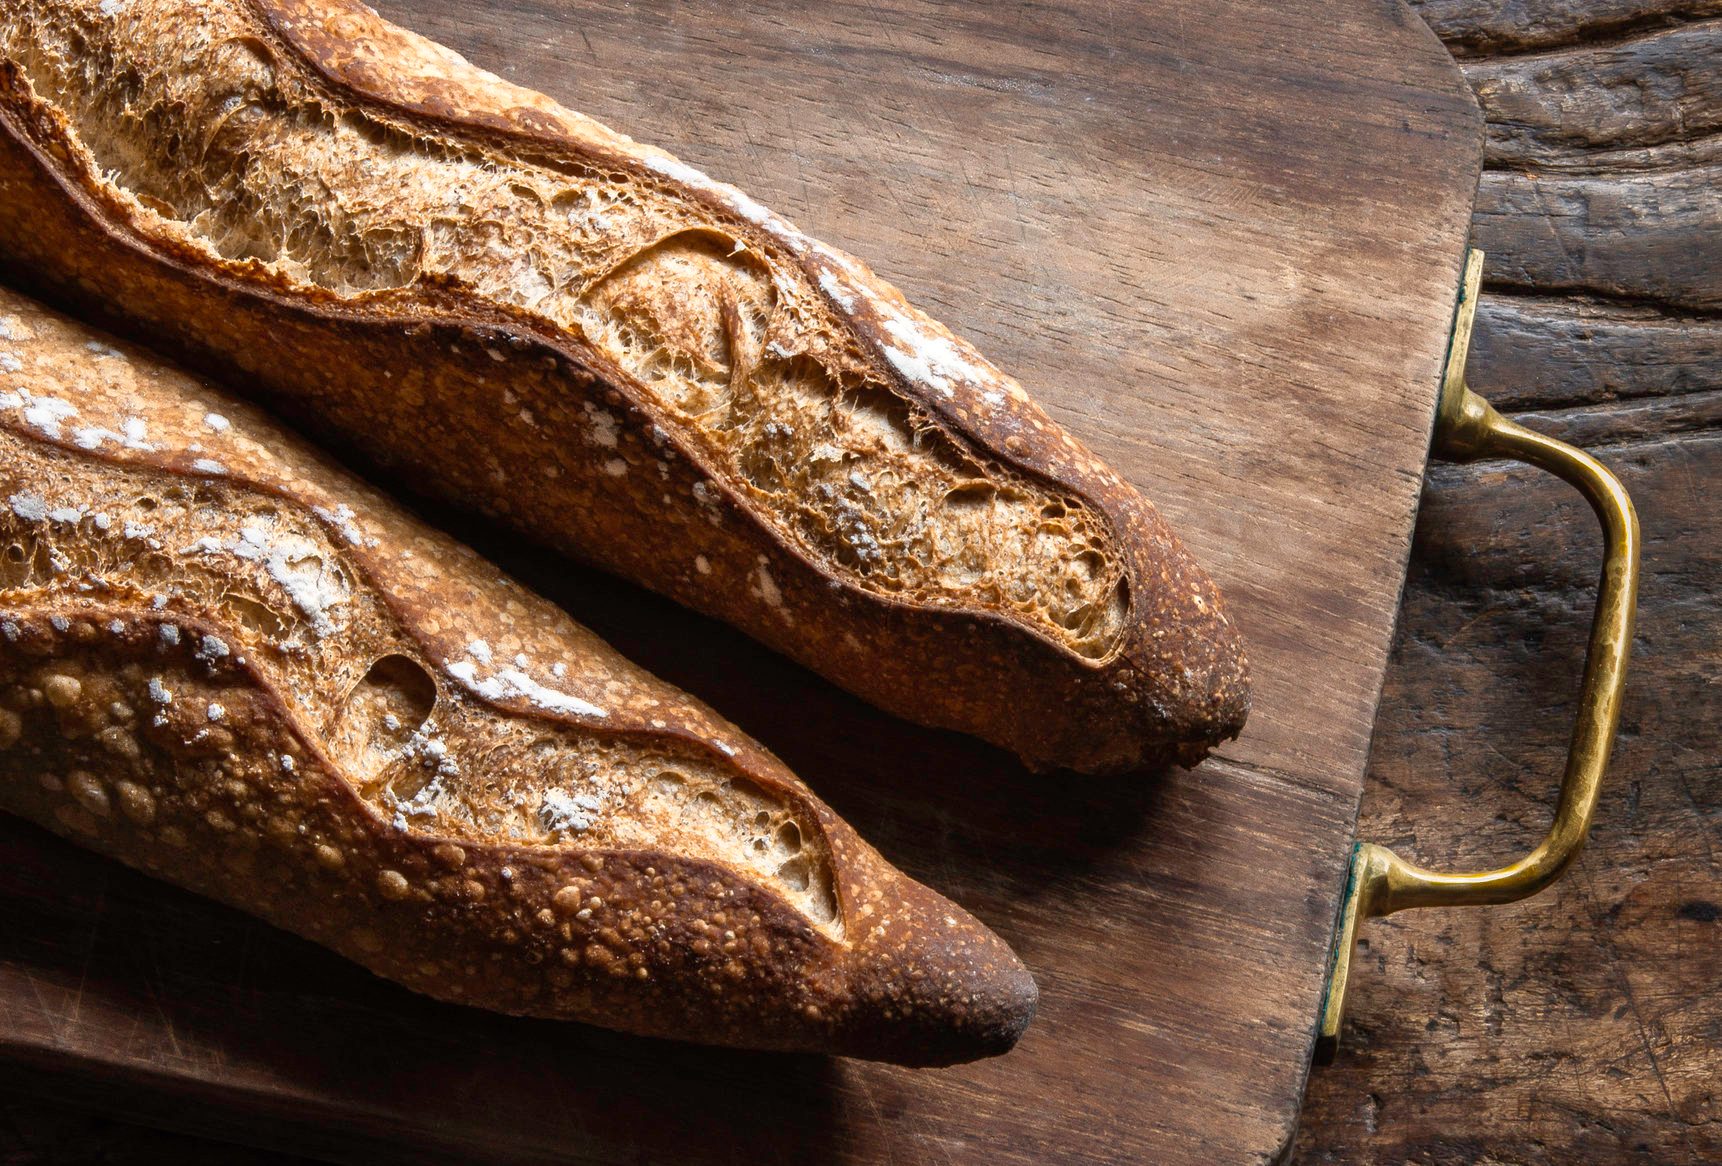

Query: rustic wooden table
[{"left": 1, "top": 0, "right": 1716, "bottom": 1162}]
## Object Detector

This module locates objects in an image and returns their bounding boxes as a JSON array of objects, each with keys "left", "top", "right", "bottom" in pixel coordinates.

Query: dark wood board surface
[{"left": 0, "top": 2, "right": 1483, "bottom": 1163}]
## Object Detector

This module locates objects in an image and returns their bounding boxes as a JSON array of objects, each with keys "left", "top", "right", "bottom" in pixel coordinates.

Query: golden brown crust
[
  {"left": 0, "top": 286, "right": 1034, "bottom": 1065},
  {"left": 0, "top": 0, "right": 1247, "bottom": 772}
]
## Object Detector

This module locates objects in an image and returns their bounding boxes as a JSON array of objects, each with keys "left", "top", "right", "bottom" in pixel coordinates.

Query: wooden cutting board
[{"left": 0, "top": 1, "right": 1482, "bottom": 1162}]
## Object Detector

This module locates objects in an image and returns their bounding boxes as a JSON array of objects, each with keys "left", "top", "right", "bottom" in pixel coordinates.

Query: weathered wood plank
[
  {"left": 1510, "top": 388, "right": 1722, "bottom": 444},
  {"left": 1411, "top": 0, "right": 1722, "bottom": 57},
  {"left": 1462, "top": 20, "right": 1722, "bottom": 169},
  {"left": 1468, "top": 296, "right": 1722, "bottom": 409},
  {"left": 1472, "top": 168, "right": 1722, "bottom": 309}
]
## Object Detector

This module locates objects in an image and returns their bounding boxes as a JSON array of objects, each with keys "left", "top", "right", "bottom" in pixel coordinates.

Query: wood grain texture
[
  {"left": 1414, "top": 0, "right": 1722, "bottom": 56},
  {"left": 1300, "top": 2, "right": 1722, "bottom": 1161},
  {"left": 0, "top": 0, "right": 1483, "bottom": 1163},
  {"left": 1473, "top": 168, "right": 1721, "bottom": 309},
  {"left": 1466, "top": 21, "right": 1722, "bottom": 169},
  {"left": 1468, "top": 297, "right": 1722, "bottom": 409}
]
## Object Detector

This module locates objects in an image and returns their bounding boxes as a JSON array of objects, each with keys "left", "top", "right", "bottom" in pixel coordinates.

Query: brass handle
[{"left": 1315, "top": 250, "right": 1641, "bottom": 1062}]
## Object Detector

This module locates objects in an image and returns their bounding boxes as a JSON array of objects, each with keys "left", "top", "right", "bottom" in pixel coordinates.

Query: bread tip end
[{"left": 840, "top": 906, "right": 1039, "bottom": 1067}]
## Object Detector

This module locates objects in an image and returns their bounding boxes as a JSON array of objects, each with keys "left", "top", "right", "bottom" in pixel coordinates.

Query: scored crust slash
[
  {"left": 0, "top": 0, "right": 1248, "bottom": 774},
  {"left": 0, "top": 286, "right": 1037, "bottom": 1065}
]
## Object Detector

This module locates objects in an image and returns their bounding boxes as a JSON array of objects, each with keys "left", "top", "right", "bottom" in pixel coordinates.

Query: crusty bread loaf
[
  {"left": 0, "top": 0, "right": 1248, "bottom": 773},
  {"left": 0, "top": 285, "right": 1035, "bottom": 1065}
]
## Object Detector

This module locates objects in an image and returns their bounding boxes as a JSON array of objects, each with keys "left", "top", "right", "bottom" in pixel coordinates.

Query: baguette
[
  {"left": 0, "top": 0, "right": 1248, "bottom": 773},
  {"left": 0, "top": 285, "right": 1036, "bottom": 1066}
]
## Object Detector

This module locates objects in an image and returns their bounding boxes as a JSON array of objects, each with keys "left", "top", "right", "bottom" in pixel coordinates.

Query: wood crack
[
  {"left": 1480, "top": 281, "right": 1722, "bottom": 322},
  {"left": 1441, "top": 11, "right": 1722, "bottom": 61}
]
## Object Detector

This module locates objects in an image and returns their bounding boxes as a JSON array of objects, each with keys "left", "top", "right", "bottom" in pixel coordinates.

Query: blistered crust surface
[
  {"left": 0, "top": 0, "right": 1250, "bottom": 772},
  {"left": 0, "top": 290, "right": 845, "bottom": 930},
  {"left": 0, "top": 287, "right": 1037, "bottom": 1061},
  {"left": 1, "top": 0, "right": 1131, "bottom": 660}
]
